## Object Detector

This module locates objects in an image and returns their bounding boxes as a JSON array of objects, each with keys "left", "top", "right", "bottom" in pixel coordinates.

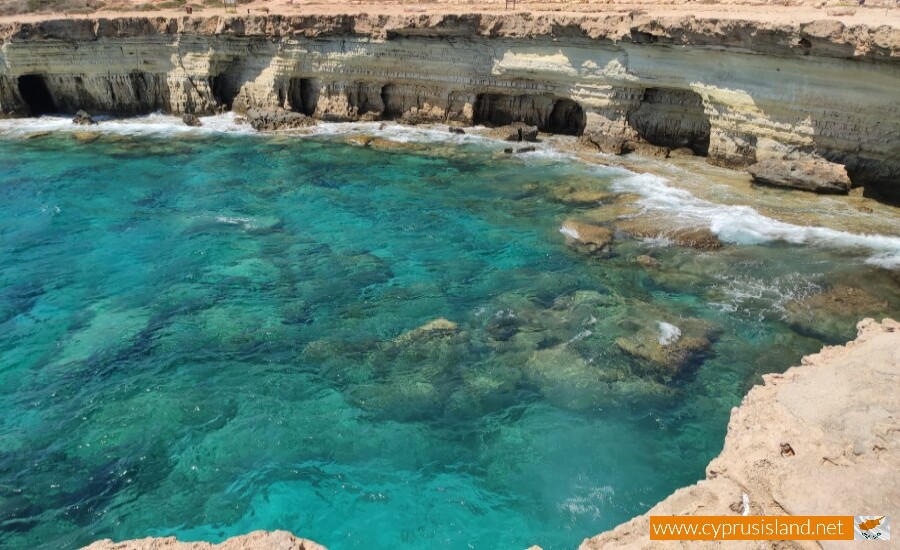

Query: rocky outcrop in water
[
  {"left": 749, "top": 157, "right": 852, "bottom": 194},
  {"left": 0, "top": 14, "right": 898, "bottom": 201},
  {"left": 580, "top": 318, "right": 900, "bottom": 549},
  {"left": 245, "top": 108, "right": 315, "bottom": 131}
]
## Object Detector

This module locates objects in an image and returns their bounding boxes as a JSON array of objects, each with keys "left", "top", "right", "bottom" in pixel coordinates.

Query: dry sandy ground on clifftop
[{"left": 2, "top": 0, "right": 899, "bottom": 28}]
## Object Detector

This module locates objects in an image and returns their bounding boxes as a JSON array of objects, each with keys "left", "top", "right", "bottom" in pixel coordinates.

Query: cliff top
[{"left": 2, "top": 0, "right": 899, "bottom": 29}]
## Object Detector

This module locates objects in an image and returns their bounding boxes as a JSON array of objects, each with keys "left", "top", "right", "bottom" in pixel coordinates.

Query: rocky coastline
[
  {"left": 0, "top": 13, "right": 899, "bottom": 202},
  {"left": 581, "top": 317, "right": 900, "bottom": 549},
  {"left": 78, "top": 318, "right": 899, "bottom": 550}
]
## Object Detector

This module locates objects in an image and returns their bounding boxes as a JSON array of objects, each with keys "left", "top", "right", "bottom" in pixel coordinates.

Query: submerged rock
[
  {"left": 72, "top": 131, "right": 100, "bottom": 143},
  {"left": 560, "top": 219, "right": 614, "bottom": 256},
  {"left": 448, "top": 127, "right": 465, "bottom": 135},
  {"left": 182, "top": 113, "right": 202, "bottom": 127},
  {"left": 487, "top": 122, "right": 539, "bottom": 143},
  {"left": 615, "top": 317, "right": 717, "bottom": 380},
  {"left": 615, "top": 218, "right": 723, "bottom": 250},
  {"left": 368, "top": 137, "right": 426, "bottom": 153},
  {"left": 72, "top": 109, "right": 97, "bottom": 125},
  {"left": 783, "top": 284, "right": 888, "bottom": 341},
  {"left": 245, "top": 108, "right": 315, "bottom": 131},
  {"left": 344, "top": 134, "right": 375, "bottom": 147},
  {"left": 394, "top": 318, "right": 459, "bottom": 343},
  {"left": 550, "top": 185, "right": 612, "bottom": 206},
  {"left": 636, "top": 254, "right": 660, "bottom": 269},
  {"left": 748, "top": 157, "right": 851, "bottom": 194}
]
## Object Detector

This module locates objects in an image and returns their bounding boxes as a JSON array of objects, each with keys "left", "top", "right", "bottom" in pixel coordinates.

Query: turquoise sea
[{"left": 1, "top": 117, "right": 898, "bottom": 549}]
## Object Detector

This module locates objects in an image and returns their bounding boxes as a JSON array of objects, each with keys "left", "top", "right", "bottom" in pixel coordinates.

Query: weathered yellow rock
[
  {"left": 72, "top": 131, "right": 100, "bottom": 143},
  {"left": 344, "top": 134, "right": 374, "bottom": 147},
  {"left": 394, "top": 317, "right": 459, "bottom": 343},
  {"left": 560, "top": 219, "right": 614, "bottom": 256},
  {"left": 615, "top": 218, "right": 723, "bottom": 250}
]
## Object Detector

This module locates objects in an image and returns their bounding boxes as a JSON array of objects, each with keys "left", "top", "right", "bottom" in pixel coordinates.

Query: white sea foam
[
  {"left": 4, "top": 114, "right": 899, "bottom": 266},
  {"left": 657, "top": 322, "right": 682, "bottom": 346},
  {"left": 559, "top": 225, "right": 580, "bottom": 240},
  {"left": 612, "top": 172, "right": 900, "bottom": 268},
  {"left": 0, "top": 112, "right": 253, "bottom": 138}
]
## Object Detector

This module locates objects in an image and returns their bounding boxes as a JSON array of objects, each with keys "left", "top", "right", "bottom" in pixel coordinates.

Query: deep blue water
[{"left": 0, "top": 124, "right": 898, "bottom": 549}]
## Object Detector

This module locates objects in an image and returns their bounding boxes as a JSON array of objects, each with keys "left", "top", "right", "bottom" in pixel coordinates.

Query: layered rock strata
[
  {"left": 0, "top": 14, "right": 898, "bottom": 200},
  {"left": 580, "top": 317, "right": 900, "bottom": 549}
]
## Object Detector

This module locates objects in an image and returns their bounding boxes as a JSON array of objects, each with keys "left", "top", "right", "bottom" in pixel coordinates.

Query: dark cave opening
[
  {"left": 17, "top": 74, "right": 56, "bottom": 116},
  {"left": 288, "top": 77, "right": 320, "bottom": 116},
  {"left": 628, "top": 87, "right": 711, "bottom": 155},
  {"left": 473, "top": 93, "right": 586, "bottom": 136},
  {"left": 547, "top": 98, "right": 587, "bottom": 135}
]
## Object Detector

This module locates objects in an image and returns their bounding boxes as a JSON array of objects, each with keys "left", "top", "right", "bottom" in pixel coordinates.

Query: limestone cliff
[
  {"left": 580, "top": 318, "right": 900, "bottom": 550},
  {"left": 0, "top": 14, "right": 899, "bottom": 200}
]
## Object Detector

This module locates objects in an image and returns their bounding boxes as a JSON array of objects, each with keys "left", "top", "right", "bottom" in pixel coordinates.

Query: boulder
[
  {"left": 72, "top": 109, "right": 96, "bottom": 125},
  {"left": 182, "top": 113, "right": 202, "bottom": 127},
  {"left": 245, "top": 108, "right": 315, "bottom": 131},
  {"left": 487, "top": 122, "right": 539, "bottom": 142},
  {"left": 448, "top": 127, "right": 465, "bottom": 135},
  {"left": 504, "top": 145, "right": 536, "bottom": 154},
  {"left": 560, "top": 219, "right": 614, "bottom": 256},
  {"left": 748, "top": 157, "right": 851, "bottom": 194},
  {"left": 579, "top": 131, "right": 628, "bottom": 155}
]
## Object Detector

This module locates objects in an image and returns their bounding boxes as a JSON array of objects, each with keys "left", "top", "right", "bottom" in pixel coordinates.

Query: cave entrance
[
  {"left": 210, "top": 61, "right": 245, "bottom": 111},
  {"left": 473, "top": 93, "right": 586, "bottom": 136},
  {"left": 628, "top": 88, "right": 711, "bottom": 155},
  {"left": 17, "top": 74, "right": 56, "bottom": 116},
  {"left": 288, "top": 78, "right": 320, "bottom": 116},
  {"left": 547, "top": 98, "right": 586, "bottom": 135}
]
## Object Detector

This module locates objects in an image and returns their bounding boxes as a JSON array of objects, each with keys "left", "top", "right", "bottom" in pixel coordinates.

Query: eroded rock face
[
  {"left": 81, "top": 530, "right": 327, "bottom": 550},
  {"left": 0, "top": 14, "right": 897, "bottom": 199},
  {"left": 580, "top": 318, "right": 900, "bottom": 550},
  {"left": 749, "top": 157, "right": 852, "bottom": 194}
]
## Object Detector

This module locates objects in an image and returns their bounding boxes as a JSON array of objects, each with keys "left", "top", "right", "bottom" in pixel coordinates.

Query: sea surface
[{"left": 1, "top": 115, "right": 898, "bottom": 549}]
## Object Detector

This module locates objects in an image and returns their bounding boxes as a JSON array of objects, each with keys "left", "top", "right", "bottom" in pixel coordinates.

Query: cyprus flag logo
[{"left": 855, "top": 516, "right": 890, "bottom": 540}]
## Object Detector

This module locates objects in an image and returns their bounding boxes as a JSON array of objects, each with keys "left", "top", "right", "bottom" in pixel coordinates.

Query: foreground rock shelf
[
  {"left": 83, "top": 530, "right": 327, "bottom": 550},
  {"left": 581, "top": 317, "right": 900, "bottom": 549},
  {"left": 80, "top": 319, "right": 899, "bottom": 550},
  {"left": 0, "top": 13, "right": 899, "bottom": 201}
]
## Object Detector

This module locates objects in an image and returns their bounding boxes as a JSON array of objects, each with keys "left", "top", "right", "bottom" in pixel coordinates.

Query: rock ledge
[{"left": 580, "top": 318, "right": 900, "bottom": 549}]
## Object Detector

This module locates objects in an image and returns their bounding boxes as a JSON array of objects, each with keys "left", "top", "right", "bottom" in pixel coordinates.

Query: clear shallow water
[{"left": 1, "top": 121, "right": 898, "bottom": 550}]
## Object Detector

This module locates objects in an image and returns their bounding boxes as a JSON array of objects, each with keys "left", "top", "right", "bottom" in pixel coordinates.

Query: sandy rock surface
[{"left": 82, "top": 530, "right": 327, "bottom": 550}]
